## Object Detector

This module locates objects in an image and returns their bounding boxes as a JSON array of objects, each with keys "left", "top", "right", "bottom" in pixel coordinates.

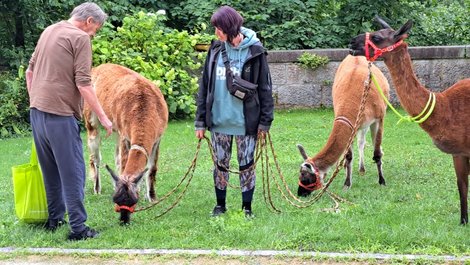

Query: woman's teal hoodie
[{"left": 211, "top": 27, "right": 260, "bottom": 135}]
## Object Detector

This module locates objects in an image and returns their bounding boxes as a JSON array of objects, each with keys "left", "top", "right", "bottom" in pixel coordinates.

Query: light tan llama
[
  {"left": 297, "top": 54, "right": 390, "bottom": 196},
  {"left": 83, "top": 63, "right": 168, "bottom": 224}
]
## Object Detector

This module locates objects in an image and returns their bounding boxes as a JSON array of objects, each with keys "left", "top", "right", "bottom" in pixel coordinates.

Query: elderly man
[{"left": 25, "top": 2, "right": 112, "bottom": 241}]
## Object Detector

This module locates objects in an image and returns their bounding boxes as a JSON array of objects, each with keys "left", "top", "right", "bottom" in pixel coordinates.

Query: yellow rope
[{"left": 370, "top": 73, "right": 436, "bottom": 124}]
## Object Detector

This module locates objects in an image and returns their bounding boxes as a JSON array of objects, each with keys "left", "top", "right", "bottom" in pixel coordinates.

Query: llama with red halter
[
  {"left": 84, "top": 63, "right": 168, "bottom": 224},
  {"left": 297, "top": 54, "right": 390, "bottom": 196},
  {"left": 349, "top": 17, "right": 470, "bottom": 224}
]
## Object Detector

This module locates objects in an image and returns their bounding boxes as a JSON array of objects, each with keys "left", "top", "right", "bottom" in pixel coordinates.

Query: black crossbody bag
[{"left": 220, "top": 46, "right": 258, "bottom": 100}]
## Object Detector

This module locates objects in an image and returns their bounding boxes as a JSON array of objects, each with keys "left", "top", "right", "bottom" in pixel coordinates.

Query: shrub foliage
[
  {"left": 297, "top": 52, "right": 330, "bottom": 70},
  {"left": 92, "top": 11, "right": 206, "bottom": 119},
  {"left": 0, "top": 67, "right": 30, "bottom": 137},
  {"left": 0, "top": 0, "right": 469, "bottom": 137}
]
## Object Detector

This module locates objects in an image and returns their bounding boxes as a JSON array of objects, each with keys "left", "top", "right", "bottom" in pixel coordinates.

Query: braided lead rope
[
  {"left": 134, "top": 138, "right": 203, "bottom": 213},
  {"left": 263, "top": 132, "right": 324, "bottom": 209},
  {"left": 260, "top": 133, "right": 282, "bottom": 213}
]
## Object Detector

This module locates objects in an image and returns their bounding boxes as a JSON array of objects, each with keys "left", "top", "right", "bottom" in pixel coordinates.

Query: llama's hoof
[{"left": 342, "top": 185, "right": 351, "bottom": 191}]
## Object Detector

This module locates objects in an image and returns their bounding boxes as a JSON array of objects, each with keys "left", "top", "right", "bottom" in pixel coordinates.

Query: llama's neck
[
  {"left": 382, "top": 44, "right": 431, "bottom": 116},
  {"left": 308, "top": 122, "right": 353, "bottom": 172},
  {"left": 122, "top": 151, "right": 148, "bottom": 178}
]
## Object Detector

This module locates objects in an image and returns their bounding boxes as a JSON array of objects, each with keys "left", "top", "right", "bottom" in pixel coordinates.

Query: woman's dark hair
[{"left": 210, "top": 6, "right": 243, "bottom": 45}]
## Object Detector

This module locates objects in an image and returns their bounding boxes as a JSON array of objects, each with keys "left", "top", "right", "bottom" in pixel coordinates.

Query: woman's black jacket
[{"left": 194, "top": 40, "right": 274, "bottom": 136}]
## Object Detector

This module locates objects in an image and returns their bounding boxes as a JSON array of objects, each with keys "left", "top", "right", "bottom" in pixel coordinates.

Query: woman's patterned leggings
[{"left": 211, "top": 131, "right": 257, "bottom": 192}]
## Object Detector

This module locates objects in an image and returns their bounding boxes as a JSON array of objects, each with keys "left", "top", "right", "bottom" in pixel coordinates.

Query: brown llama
[
  {"left": 297, "top": 54, "right": 390, "bottom": 196},
  {"left": 349, "top": 17, "right": 470, "bottom": 224},
  {"left": 83, "top": 63, "right": 168, "bottom": 224}
]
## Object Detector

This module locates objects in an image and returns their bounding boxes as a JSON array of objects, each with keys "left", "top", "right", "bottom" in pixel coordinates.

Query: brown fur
[
  {"left": 83, "top": 63, "right": 168, "bottom": 224},
  {"left": 349, "top": 18, "right": 470, "bottom": 224},
  {"left": 297, "top": 55, "right": 389, "bottom": 196}
]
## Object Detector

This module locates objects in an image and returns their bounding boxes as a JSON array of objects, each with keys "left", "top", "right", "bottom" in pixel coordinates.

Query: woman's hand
[{"left": 195, "top": 129, "right": 206, "bottom": 139}]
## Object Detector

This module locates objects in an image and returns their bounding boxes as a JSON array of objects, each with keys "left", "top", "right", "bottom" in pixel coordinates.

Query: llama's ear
[
  {"left": 374, "top": 16, "right": 392, "bottom": 29},
  {"left": 395, "top": 20, "right": 413, "bottom": 39},
  {"left": 105, "top": 164, "right": 119, "bottom": 183},
  {"left": 132, "top": 168, "right": 148, "bottom": 185},
  {"left": 297, "top": 144, "right": 309, "bottom": 160}
]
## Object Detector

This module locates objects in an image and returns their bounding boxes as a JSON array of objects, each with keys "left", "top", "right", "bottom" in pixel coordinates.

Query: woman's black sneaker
[
  {"left": 67, "top": 226, "right": 99, "bottom": 241},
  {"left": 243, "top": 209, "right": 254, "bottom": 218},
  {"left": 211, "top": 205, "right": 227, "bottom": 217},
  {"left": 43, "top": 219, "right": 67, "bottom": 231}
]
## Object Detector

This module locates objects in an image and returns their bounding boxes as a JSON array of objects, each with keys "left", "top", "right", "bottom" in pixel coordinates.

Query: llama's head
[
  {"left": 105, "top": 165, "right": 146, "bottom": 225},
  {"left": 297, "top": 144, "right": 321, "bottom": 197},
  {"left": 349, "top": 16, "right": 413, "bottom": 61}
]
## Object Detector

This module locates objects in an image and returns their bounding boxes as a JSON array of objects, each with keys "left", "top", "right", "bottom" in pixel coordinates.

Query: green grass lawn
[{"left": 0, "top": 108, "right": 468, "bottom": 256}]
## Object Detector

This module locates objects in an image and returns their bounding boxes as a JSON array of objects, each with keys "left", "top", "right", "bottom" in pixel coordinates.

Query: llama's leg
[
  {"left": 84, "top": 112, "right": 102, "bottom": 194},
  {"left": 452, "top": 155, "right": 469, "bottom": 225},
  {"left": 114, "top": 138, "right": 121, "bottom": 175},
  {"left": 109, "top": 137, "right": 122, "bottom": 189},
  {"left": 119, "top": 137, "right": 130, "bottom": 174},
  {"left": 357, "top": 127, "right": 367, "bottom": 175},
  {"left": 343, "top": 147, "right": 353, "bottom": 190},
  {"left": 146, "top": 140, "right": 160, "bottom": 202},
  {"left": 370, "top": 120, "right": 385, "bottom": 185}
]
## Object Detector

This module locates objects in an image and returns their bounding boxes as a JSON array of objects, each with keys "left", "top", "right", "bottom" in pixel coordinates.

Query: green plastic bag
[{"left": 12, "top": 141, "right": 48, "bottom": 223}]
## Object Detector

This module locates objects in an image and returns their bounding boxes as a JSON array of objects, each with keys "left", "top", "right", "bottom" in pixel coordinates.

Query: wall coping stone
[{"left": 267, "top": 45, "right": 469, "bottom": 63}]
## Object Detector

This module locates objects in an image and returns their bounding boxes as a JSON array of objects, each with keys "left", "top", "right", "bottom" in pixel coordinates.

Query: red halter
[
  {"left": 115, "top": 204, "right": 136, "bottom": 213},
  {"left": 298, "top": 179, "right": 323, "bottom": 191},
  {"left": 365, "top": 32, "right": 403, "bottom": 62},
  {"left": 299, "top": 161, "right": 322, "bottom": 191}
]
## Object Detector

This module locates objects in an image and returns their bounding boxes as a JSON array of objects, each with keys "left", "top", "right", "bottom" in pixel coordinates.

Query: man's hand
[{"left": 99, "top": 115, "right": 113, "bottom": 137}]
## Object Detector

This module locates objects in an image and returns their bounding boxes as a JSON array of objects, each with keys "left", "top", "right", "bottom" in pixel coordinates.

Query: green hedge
[
  {"left": 0, "top": 67, "right": 29, "bottom": 137},
  {"left": 92, "top": 11, "right": 209, "bottom": 119}
]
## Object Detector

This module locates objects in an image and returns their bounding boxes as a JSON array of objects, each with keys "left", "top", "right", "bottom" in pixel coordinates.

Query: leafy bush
[
  {"left": 169, "top": 1, "right": 218, "bottom": 34},
  {"left": 0, "top": 67, "right": 30, "bottom": 137},
  {"left": 165, "top": 0, "right": 470, "bottom": 49},
  {"left": 92, "top": 11, "right": 208, "bottom": 119},
  {"left": 168, "top": 0, "right": 345, "bottom": 50},
  {"left": 297, "top": 52, "right": 329, "bottom": 70},
  {"left": 406, "top": 1, "right": 470, "bottom": 46}
]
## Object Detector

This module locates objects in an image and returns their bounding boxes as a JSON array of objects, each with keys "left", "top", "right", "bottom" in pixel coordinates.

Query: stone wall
[{"left": 267, "top": 46, "right": 470, "bottom": 108}]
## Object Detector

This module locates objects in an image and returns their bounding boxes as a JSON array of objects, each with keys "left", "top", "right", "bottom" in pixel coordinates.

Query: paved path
[{"left": 1, "top": 247, "right": 469, "bottom": 264}]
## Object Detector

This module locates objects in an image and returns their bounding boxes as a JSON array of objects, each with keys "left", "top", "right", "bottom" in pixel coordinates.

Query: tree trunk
[{"left": 14, "top": 4, "right": 24, "bottom": 47}]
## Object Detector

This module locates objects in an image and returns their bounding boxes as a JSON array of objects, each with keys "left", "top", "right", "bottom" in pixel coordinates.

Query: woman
[{"left": 194, "top": 6, "right": 274, "bottom": 217}]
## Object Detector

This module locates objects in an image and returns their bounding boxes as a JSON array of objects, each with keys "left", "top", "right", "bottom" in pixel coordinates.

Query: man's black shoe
[
  {"left": 67, "top": 226, "right": 99, "bottom": 241},
  {"left": 211, "top": 205, "right": 227, "bottom": 217},
  {"left": 43, "top": 219, "right": 67, "bottom": 231}
]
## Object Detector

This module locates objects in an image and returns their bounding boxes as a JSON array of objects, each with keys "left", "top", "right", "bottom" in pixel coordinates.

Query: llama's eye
[
  {"left": 301, "top": 163, "right": 315, "bottom": 174},
  {"left": 372, "top": 35, "right": 382, "bottom": 43}
]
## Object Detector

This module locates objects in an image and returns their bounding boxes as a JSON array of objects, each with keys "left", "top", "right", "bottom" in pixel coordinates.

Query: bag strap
[
  {"left": 30, "top": 140, "right": 38, "bottom": 166},
  {"left": 220, "top": 45, "right": 234, "bottom": 87},
  {"left": 220, "top": 45, "right": 232, "bottom": 74}
]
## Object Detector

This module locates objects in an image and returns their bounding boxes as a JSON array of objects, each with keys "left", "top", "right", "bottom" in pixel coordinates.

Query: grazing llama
[
  {"left": 349, "top": 17, "right": 470, "bottom": 224},
  {"left": 84, "top": 63, "right": 168, "bottom": 224},
  {"left": 297, "top": 54, "right": 389, "bottom": 196}
]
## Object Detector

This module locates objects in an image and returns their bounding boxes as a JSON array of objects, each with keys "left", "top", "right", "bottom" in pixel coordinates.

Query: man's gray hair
[{"left": 70, "top": 2, "right": 108, "bottom": 25}]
